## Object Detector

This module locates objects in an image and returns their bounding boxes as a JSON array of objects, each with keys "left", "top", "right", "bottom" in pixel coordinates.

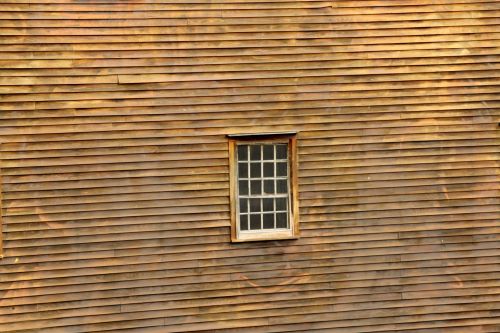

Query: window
[{"left": 228, "top": 133, "right": 299, "bottom": 242}]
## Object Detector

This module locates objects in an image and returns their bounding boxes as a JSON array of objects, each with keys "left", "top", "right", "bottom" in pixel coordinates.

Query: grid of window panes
[{"left": 237, "top": 143, "right": 290, "bottom": 232}]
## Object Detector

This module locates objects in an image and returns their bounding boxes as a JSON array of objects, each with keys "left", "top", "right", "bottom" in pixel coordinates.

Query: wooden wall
[{"left": 0, "top": 0, "right": 499, "bottom": 332}]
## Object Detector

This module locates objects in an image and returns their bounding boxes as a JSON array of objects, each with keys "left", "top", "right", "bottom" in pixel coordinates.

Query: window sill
[{"left": 231, "top": 233, "right": 299, "bottom": 243}]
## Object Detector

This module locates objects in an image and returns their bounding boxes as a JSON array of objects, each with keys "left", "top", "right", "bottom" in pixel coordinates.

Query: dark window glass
[
  {"left": 250, "top": 145, "right": 261, "bottom": 160},
  {"left": 250, "top": 198, "right": 261, "bottom": 212},
  {"left": 263, "top": 145, "right": 274, "bottom": 160},
  {"left": 240, "top": 214, "right": 248, "bottom": 230},
  {"left": 240, "top": 198, "right": 248, "bottom": 213},
  {"left": 277, "top": 179, "right": 288, "bottom": 193},
  {"left": 276, "top": 162, "right": 287, "bottom": 177},
  {"left": 238, "top": 145, "right": 248, "bottom": 161},
  {"left": 250, "top": 163, "right": 261, "bottom": 178},
  {"left": 264, "top": 180, "right": 274, "bottom": 194},
  {"left": 276, "top": 144, "right": 287, "bottom": 159},
  {"left": 263, "top": 198, "right": 274, "bottom": 212},
  {"left": 250, "top": 214, "right": 261, "bottom": 230},
  {"left": 263, "top": 162, "right": 274, "bottom": 177},
  {"left": 250, "top": 180, "right": 261, "bottom": 195},
  {"left": 276, "top": 198, "right": 287, "bottom": 211},
  {"left": 238, "top": 163, "right": 248, "bottom": 178},
  {"left": 239, "top": 180, "right": 248, "bottom": 195},
  {"left": 263, "top": 214, "right": 274, "bottom": 229},
  {"left": 276, "top": 213, "right": 288, "bottom": 229}
]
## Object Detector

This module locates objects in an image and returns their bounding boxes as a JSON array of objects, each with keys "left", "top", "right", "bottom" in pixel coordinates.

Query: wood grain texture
[{"left": 0, "top": 0, "right": 499, "bottom": 332}]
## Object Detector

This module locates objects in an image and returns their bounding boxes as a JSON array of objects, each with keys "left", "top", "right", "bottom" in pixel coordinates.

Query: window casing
[
  {"left": 0, "top": 171, "right": 3, "bottom": 258},
  {"left": 229, "top": 133, "right": 299, "bottom": 242}
]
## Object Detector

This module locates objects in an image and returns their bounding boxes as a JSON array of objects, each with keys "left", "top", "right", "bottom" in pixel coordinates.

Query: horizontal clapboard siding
[{"left": 0, "top": 0, "right": 499, "bottom": 332}]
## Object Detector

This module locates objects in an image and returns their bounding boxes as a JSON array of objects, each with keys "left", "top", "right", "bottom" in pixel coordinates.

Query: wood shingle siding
[{"left": 0, "top": 0, "right": 499, "bottom": 332}]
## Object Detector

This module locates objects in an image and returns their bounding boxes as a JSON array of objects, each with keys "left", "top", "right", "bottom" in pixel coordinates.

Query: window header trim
[{"left": 226, "top": 131, "right": 297, "bottom": 139}]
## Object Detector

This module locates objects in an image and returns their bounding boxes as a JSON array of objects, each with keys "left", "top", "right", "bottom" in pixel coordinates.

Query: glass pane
[
  {"left": 263, "top": 145, "right": 274, "bottom": 160},
  {"left": 263, "top": 213, "right": 274, "bottom": 229},
  {"left": 240, "top": 214, "right": 248, "bottom": 230},
  {"left": 250, "top": 162, "right": 261, "bottom": 178},
  {"left": 263, "top": 162, "right": 274, "bottom": 177},
  {"left": 276, "top": 198, "right": 287, "bottom": 211},
  {"left": 238, "top": 163, "right": 248, "bottom": 178},
  {"left": 263, "top": 198, "right": 273, "bottom": 212},
  {"left": 277, "top": 179, "right": 288, "bottom": 193},
  {"left": 250, "top": 198, "right": 261, "bottom": 212},
  {"left": 276, "top": 213, "right": 288, "bottom": 229},
  {"left": 250, "top": 214, "right": 261, "bottom": 230},
  {"left": 250, "top": 145, "right": 261, "bottom": 160},
  {"left": 238, "top": 145, "right": 248, "bottom": 161},
  {"left": 239, "top": 198, "right": 248, "bottom": 213},
  {"left": 276, "top": 162, "right": 287, "bottom": 177},
  {"left": 239, "top": 180, "right": 248, "bottom": 195},
  {"left": 250, "top": 180, "right": 262, "bottom": 195},
  {"left": 263, "top": 180, "right": 274, "bottom": 194},
  {"left": 276, "top": 144, "right": 288, "bottom": 159}
]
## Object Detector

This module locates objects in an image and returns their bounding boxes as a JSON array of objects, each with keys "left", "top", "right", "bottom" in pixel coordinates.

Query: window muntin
[{"left": 229, "top": 134, "right": 299, "bottom": 242}]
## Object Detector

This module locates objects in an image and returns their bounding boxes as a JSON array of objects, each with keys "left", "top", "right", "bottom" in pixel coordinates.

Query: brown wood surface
[{"left": 0, "top": 0, "right": 499, "bottom": 332}]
